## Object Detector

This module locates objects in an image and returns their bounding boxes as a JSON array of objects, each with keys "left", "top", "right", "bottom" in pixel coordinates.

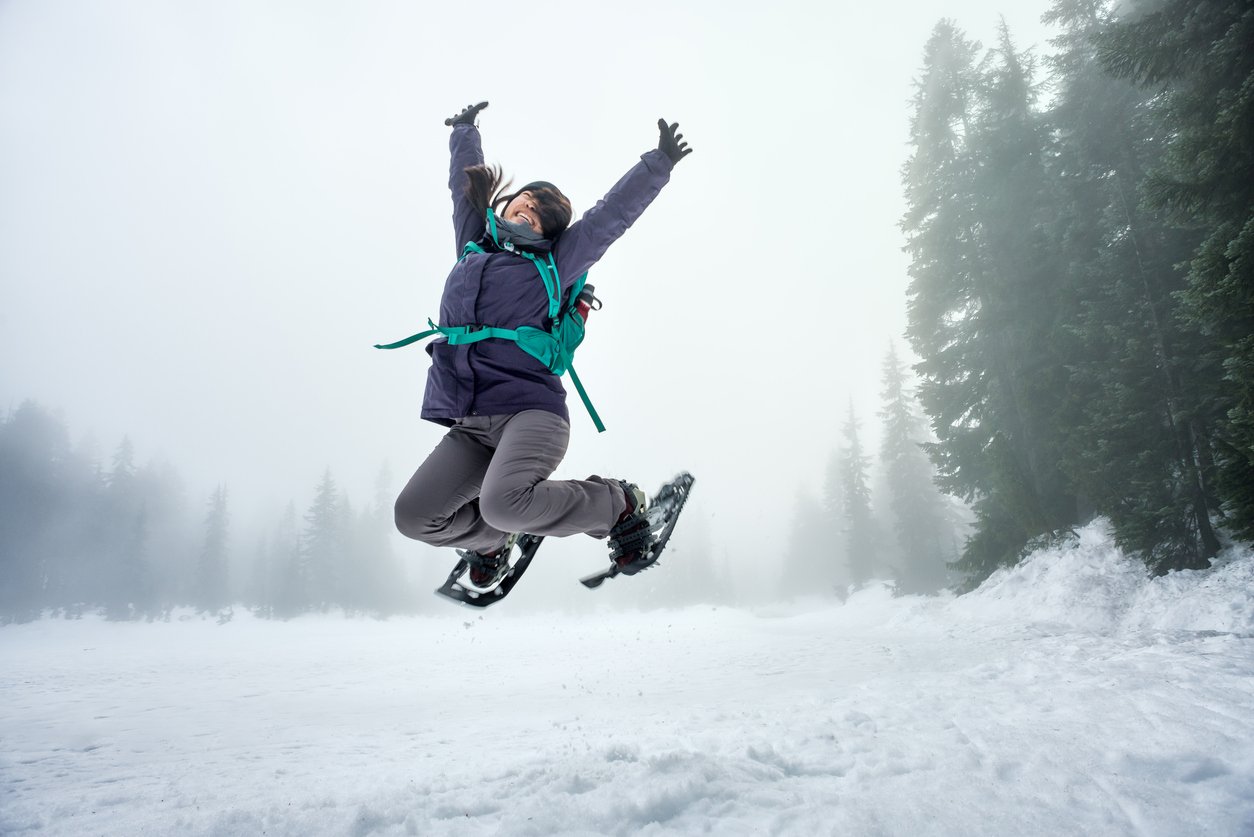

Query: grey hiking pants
[{"left": 394, "top": 410, "right": 623, "bottom": 554}]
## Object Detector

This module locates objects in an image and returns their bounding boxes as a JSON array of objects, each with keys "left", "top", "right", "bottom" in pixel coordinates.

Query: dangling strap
[
  {"left": 373, "top": 321, "right": 443, "bottom": 350},
  {"left": 563, "top": 353, "right": 606, "bottom": 433}
]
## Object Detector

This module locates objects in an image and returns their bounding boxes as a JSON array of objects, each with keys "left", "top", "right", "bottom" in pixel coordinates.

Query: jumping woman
[{"left": 388, "top": 101, "right": 693, "bottom": 599}]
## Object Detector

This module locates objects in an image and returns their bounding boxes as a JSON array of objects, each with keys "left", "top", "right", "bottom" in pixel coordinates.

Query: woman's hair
[{"left": 464, "top": 164, "right": 573, "bottom": 239}]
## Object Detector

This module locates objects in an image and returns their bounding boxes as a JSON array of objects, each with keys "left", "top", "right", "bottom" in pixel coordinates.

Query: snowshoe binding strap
[
  {"left": 604, "top": 486, "right": 657, "bottom": 572},
  {"left": 463, "top": 552, "right": 506, "bottom": 589}
]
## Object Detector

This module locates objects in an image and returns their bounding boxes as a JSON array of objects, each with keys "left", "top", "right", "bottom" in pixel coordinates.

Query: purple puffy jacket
[{"left": 421, "top": 124, "right": 675, "bottom": 426}]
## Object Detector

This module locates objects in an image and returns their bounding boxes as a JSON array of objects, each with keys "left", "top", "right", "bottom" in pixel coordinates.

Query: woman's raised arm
[
  {"left": 553, "top": 118, "right": 693, "bottom": 287},
  {"left": 447, "top": 102, "right": 489, "bottom": 256}
]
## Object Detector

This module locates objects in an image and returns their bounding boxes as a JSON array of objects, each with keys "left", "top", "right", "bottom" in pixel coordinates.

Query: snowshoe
[
  {"left": 435, "top": 533, "right": 544, "bottom": 608},
  {"left": 581, "top": 472, "right": 695, "bottom": 589}
]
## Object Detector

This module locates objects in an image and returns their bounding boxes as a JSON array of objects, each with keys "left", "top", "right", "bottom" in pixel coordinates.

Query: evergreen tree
[
  {"left": 0, "top": 402, "right": 74, "bottom": 620},
  {"left": 100, "top": 437, "right": 151, "bottom": 618},
  {"left": 970, "top": 20, "right": 1081, "bottom": 553},
  {"left": 107, "top": 436, "right": 136, "bottom": 490},
  {"left": 106, "top": 506, "right": 151, "bottom": 620},
  {"left": 1046, "top": 0, "right": 1222, "bottom": 571},
  {"left": 265, "top": 502, "right": 303, "bottom": 618},
  {"left": 248, "top": 534, "right": 272, "bottom": 617},
  {"left": 904, "top": 20, "right": 1080, "bottom": 586},
  {"left": 837, "top": 402, "right": 877, "bottom": 586},
  {"left": 196, "top": 486, "right": 230, "bottom": 612},
  {"left": 903, "top": 20, "right": 1005, "bottom": 584},
  {"left": 337, "top": 493, "right": 359, "bottom": 613},
  {"left": 134, "top": 459, "right": 190, "bottom": 613},
  {"left": 300, "top": 469, "right": 344, "bottom": 611},
  {"left": 878, "top": 343, "right": 952, "bottom": 592},
  {"left": 822, "top": 448, "right": 850, "bottom": 587},
  {"left": 1099, "top": 0, "right": 1254, "bottom": 541},
  {"left": 343, "top": 463, "right": 405, "bottom": 615}
]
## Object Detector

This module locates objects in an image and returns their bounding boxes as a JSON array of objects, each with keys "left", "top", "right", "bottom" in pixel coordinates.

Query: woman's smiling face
[{"left": 502, "top": 191, "right": 543, "bottom": 234}]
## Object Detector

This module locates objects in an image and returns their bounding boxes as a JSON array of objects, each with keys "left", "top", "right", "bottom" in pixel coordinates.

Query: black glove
[
  {"left": 657, "top": 119, "right": 693, "bottom": 164},
  {"left": 445, "top": 101, "right": 488, "bottom": 127}
]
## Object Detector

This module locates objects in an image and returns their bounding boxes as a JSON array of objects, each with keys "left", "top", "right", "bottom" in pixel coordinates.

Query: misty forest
[
  {"left": 5, "top": 2, "right": 1254, "bottom": 835},
  {"left": 3, "top": 0, "right": 1250, "bottom": 621}
]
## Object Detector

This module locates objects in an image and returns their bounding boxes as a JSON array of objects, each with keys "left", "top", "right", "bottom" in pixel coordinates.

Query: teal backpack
[{"left": 375, "top": 210, "right": 606, "bottom": 432}]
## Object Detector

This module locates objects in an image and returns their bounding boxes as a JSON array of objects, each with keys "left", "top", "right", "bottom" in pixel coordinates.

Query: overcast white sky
[{"left": 0, "top": 1, "right": 1056, "bottom": 585}]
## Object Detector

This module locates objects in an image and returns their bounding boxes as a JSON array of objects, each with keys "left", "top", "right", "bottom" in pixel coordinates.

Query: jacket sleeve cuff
[{"left": 641, "top": 148, "right": 676, "bottom": 175}]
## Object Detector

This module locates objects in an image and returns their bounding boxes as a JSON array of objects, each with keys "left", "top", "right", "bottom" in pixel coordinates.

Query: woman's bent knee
[
  {"left": 394, "top": 496, "right": 442, "bottom": 544},
  {"left": 478, "top": 487, "right": 528, "bottom": 534}
]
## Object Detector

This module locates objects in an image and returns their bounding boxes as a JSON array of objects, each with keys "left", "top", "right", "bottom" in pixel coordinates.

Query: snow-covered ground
[{"left": 3, "top": 522, "right": 1253, "bottom": 836}]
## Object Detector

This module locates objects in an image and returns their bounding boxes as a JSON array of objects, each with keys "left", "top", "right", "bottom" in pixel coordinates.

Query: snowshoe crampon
[
  {"left": 435, "top": 533, "right": 544, "bottom": 608},
  {"left": 581, "top": 471, "right": 695, "bottom": 590}
]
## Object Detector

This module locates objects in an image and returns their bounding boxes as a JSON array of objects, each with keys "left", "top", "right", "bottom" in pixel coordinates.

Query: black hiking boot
[{"left": 607, "top": 481, "right": 657, "bottom": 575}]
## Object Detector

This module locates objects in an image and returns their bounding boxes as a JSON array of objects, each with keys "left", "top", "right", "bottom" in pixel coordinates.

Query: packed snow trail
[{"left": 2, "top": 522, "right": 1253, "bottom": 836}]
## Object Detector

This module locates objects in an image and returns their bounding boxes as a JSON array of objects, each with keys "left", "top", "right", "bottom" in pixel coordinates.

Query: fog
[{"left": 0, "top": 1, "right": 1054, "bottom": 603}]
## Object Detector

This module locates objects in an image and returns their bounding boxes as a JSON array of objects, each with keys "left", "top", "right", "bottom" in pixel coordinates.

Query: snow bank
[
  {"left": 1124, "top": 547, "right": 1254, "bottom": 634},
  {"left": 772, "top": 519, "right": 1254, "bottom": 640},
  {"left": 935, "top": 519, "right": 1254, "bottom": 635}
]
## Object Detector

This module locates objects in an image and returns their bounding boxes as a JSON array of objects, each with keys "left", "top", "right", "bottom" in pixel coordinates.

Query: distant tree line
[
  {"left": 0, "top": 400, "right": 416, "bottom": 622},
  {"left": 783, "top": 343, "right": 960, "bottom": 597},
  {"left": 902, "top": 0, "right": 1253, "bottom": 586}
]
